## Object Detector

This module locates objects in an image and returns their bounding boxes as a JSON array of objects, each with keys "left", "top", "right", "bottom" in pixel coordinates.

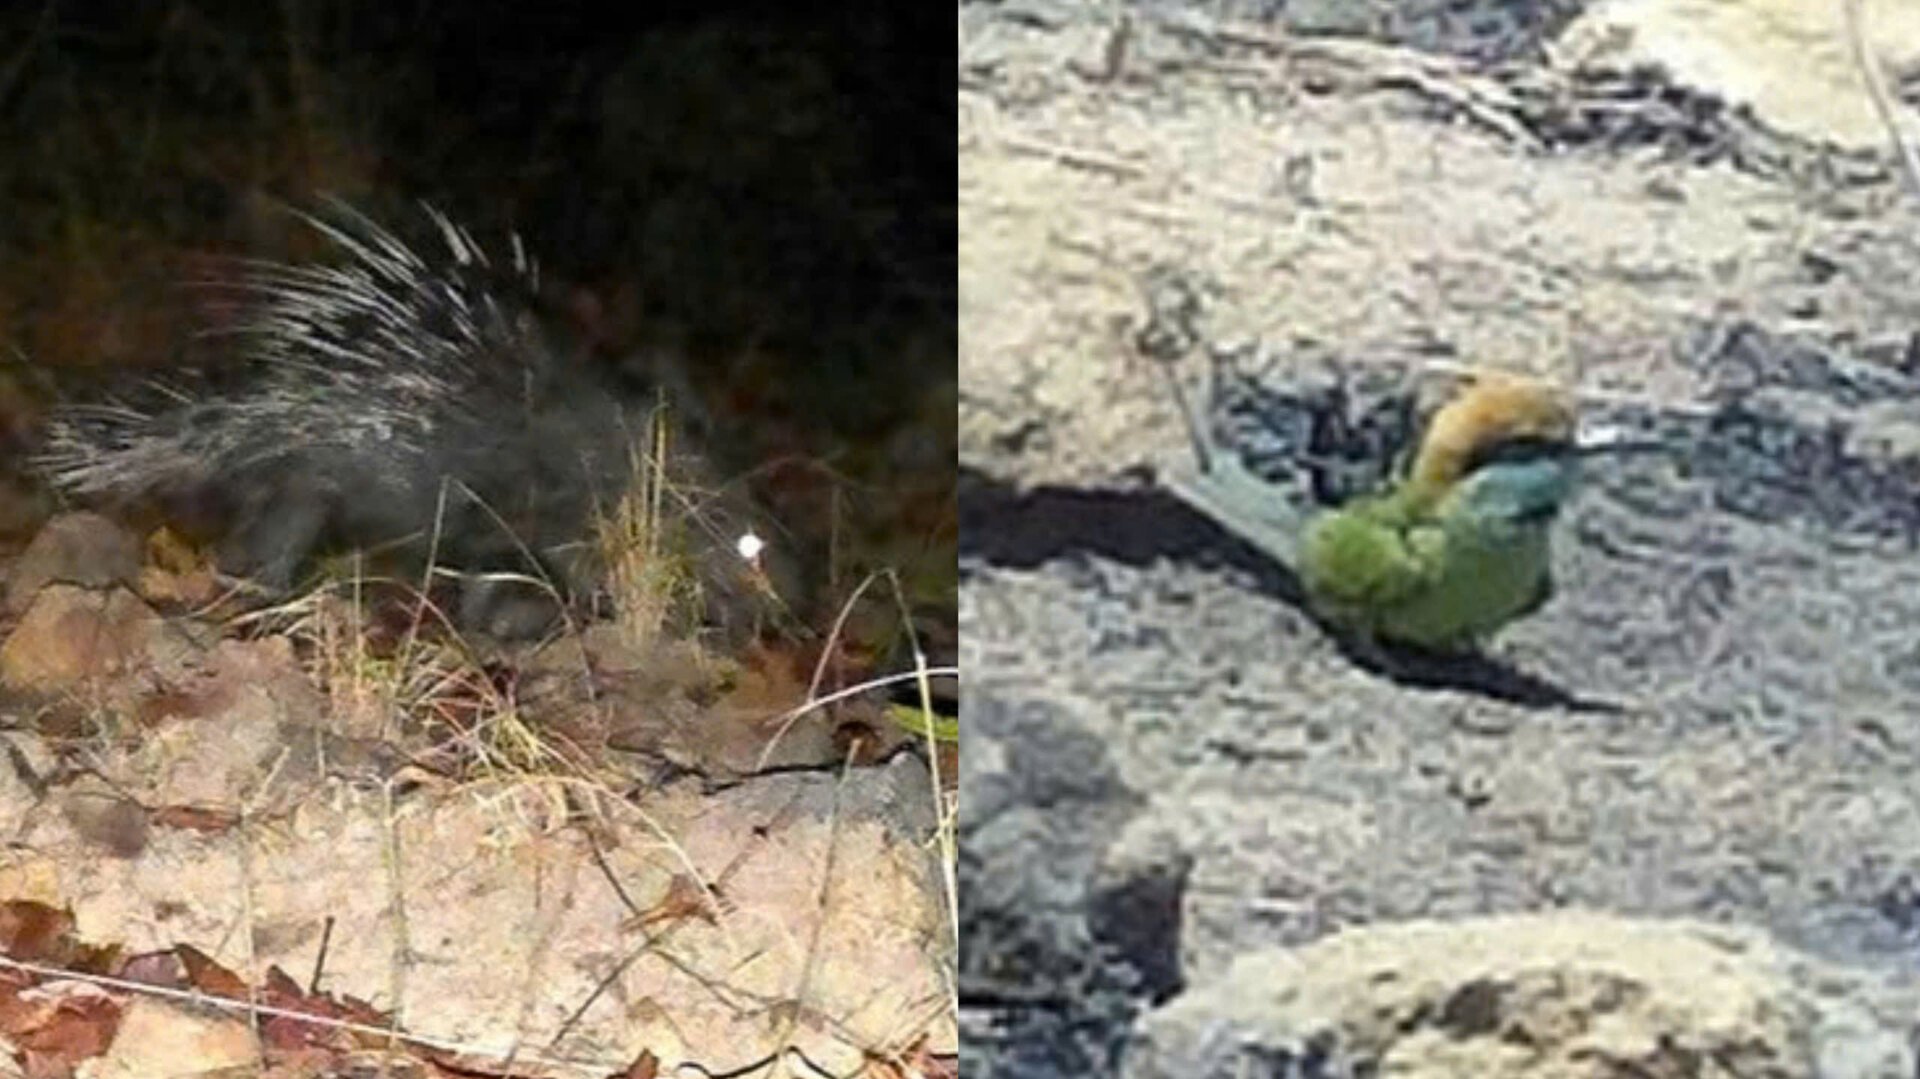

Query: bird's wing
[
  {"left": 1300, "top": 499, "right": 1448, "bottom": 611},
  {"left": 1516, "top": 567, "right": 1556, "bottom": 619}
]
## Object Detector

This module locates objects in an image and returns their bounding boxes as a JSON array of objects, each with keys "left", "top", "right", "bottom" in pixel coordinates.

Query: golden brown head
[{"left": 1406, "top": 373, "right": 1576, "bottom": 502}]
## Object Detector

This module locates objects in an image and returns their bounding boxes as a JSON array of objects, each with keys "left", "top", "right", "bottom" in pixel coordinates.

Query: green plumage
[
  {"left": 1157, "top": 368, "right": 1592, "bottom": 653},
  {"left": 1298, "top": 466, "right": 1563, "bottom": 651}
]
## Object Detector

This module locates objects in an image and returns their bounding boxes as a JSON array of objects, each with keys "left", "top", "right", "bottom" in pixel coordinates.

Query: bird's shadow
[{"left": 960, "top": 466, "right": 1621, "bottom": 713}]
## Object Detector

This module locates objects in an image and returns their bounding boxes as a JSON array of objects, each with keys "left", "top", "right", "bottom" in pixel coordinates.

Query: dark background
[{"left": 0, "top": 0, "right": 956, "bottom": 613}]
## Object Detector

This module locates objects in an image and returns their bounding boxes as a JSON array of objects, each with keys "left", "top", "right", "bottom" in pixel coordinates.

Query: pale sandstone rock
[
  {"left": 1554, "top": 0, "right": 1920, "bottom": 150},
  {"left": 1126, "top": 911, "right": 1916, "bottom": 1078}
]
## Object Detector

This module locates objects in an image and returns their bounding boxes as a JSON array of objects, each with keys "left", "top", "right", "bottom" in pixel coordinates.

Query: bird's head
[{"left": 1405, "top": 373, "right": 1580, "bottom": 523}]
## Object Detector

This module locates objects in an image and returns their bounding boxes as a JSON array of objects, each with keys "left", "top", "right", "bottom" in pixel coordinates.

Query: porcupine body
[{"left": 32, "top": 204, "right": 785, "bottom": 642}]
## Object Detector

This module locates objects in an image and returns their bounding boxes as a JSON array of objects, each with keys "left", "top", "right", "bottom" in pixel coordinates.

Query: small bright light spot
[{"left": 736, "top": 531, "right": 766, "bottom": 563}]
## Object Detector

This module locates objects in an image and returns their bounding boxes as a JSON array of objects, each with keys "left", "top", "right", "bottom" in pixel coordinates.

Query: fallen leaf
[
  {"left": 0, "top": 902, "right": 72, "bottom": 962},
  {"left": 869, "top": 1037, "right": 958, "bottom": 1079},
  {"left": 919, "top": 1052, "right": 959, "bottom": 1079},
  {"left": 614, "top": 1049, "right": 660, "bottom": 1079},
  {"left": 4, "top": 981, "right": 121, "bottom": 1078},
  {"left": 0, "top": 902, "right": 117, "bottom": 973},
  {"left": 621, "top": 874, "right": 719, "bottom": 932},
  {"left": 175, "top": 945, "right": 248, "bottom": 1001},
  {"left": 115, "top": 950, "right": 186, "bottom": 990},
  {"left": 249, "top": 965, "right": 397, "bottom": 1053}
]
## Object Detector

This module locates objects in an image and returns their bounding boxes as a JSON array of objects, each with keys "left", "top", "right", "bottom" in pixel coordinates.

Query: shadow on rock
[
  {"left": 1333, "top": 636, "right": 1621, "bottom": 713},
  {"left": 959, "top": 466, "right": 1304, "bottom": 602}
]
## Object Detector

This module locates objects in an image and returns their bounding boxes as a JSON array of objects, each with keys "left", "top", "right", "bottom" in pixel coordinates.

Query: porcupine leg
[
  {"left": 456, "top": 574, "right": 567, "bottom": 641},
  {"left": 439, "top": 516, "right": 584, "bottom": 642},
  {"left": 217, "top": 475, "right": 334, "bottom": 594}
]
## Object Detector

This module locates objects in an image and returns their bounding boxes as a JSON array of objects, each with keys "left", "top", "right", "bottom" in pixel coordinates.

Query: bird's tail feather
[
  {"left": 1158, "top": 449, "right": 1309, "bottom": 567},
  {"left": 1155, "top": 358, "right": 1310, "bottom": 566}
]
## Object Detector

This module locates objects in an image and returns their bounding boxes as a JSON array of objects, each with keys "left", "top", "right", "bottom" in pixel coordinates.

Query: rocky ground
[
  {"left": 0, "top": 512, "right": 957, "bottom": 1076},
  {"left": 961, "top": 1, "right": 1920, "bottom": 1074}
]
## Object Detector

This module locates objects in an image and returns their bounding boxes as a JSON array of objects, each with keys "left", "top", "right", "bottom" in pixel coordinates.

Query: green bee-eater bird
[{"left": 1160, "top": 370, "right": 1623, "bottom": 652}]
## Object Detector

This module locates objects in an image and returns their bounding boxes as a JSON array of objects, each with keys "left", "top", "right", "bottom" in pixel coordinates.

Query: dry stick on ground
[
  {"left": 234, "top": 746, "right": 292, "bottom": 1070},
  {"left": 1844, "top": 0, "right": 1920, "bottom": 198},
  {"left": 1174, "top": 17, "right": 1543, "bottom": 149},
  {"left": 497, "top": 841, "right": 573, "bottom": 1079},
  {"left": 757, "top": 561, "right": 959, "bottom": 778},
  {"left": 308, "top": 915, "right": 336, "bottom": 995},
  {"left": 881, "top": 568, "right": 960, "bottom": 972},
  {"left": 754, "top": 669, "right": 962, "bottom": 775},
  {"left": 0, "top": 956, "right": 632, "bottom": 1077},
  {"left": 754, "top": 570, "right": 889, "bottom": 774},
  {"left": 548, "top": 835, "right": 667, "bottom": 1049},
  {"left": 569, "top": 777, "right": 738, "bottom": 951},
  {"left": 560, "top": 770, "right": 936, "bottom": 1074},
  {"left": 554, "top": 790, "right": 806, "bottom": 1056},
  {"left": 380, "top": 776, "right": 412, "bottom": 1075},
  {"left": 804, "top": 571, "right": 884, "bottom": 706},
  {"left": 771, "top": 740, "right": 858, "bottom": 1079},
  {"left": 536, "top": 774, "right": 745, "bottom": 1040}
]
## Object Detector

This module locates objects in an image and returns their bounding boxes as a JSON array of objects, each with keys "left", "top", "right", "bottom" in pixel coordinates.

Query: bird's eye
[{"left": 1462, "top": 434, "right": 1570, "bottom": 474}]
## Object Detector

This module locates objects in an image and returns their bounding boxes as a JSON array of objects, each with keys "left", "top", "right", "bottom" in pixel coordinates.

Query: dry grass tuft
[{"left": 594, "top": 404, "right": 707, "bottom": 652}]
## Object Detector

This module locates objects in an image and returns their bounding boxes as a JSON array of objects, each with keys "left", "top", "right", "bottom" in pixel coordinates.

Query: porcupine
[{"left": 30, "top": 202, "right": 790, "bottom": 642}]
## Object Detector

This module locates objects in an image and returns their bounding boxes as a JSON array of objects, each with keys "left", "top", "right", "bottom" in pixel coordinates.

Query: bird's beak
[{"left": 1572, "top": 421, "right": 1666, "bottom": 457}]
